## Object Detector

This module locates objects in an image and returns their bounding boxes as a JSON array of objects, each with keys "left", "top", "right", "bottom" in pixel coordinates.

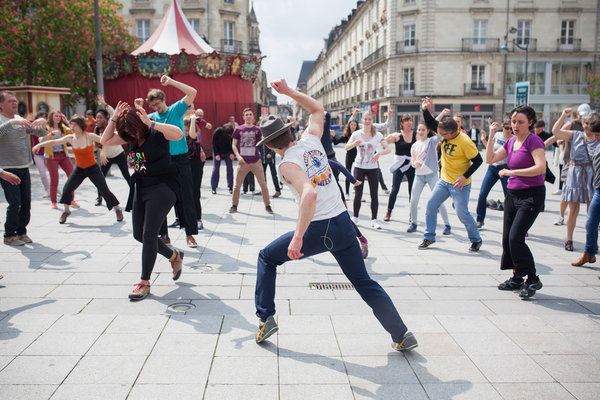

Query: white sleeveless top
[{"left": 278, "top": 134, "right": 346, "bottom": 221}]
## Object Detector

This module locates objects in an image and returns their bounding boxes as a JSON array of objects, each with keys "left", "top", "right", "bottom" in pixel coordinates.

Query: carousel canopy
[{"left": 132, "top": 0, "right": 214, "bottom": 56}]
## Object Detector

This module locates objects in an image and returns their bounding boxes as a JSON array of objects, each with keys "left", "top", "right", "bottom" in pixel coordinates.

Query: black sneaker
[
  {"left": 168, "top": 219, "right": 180, "bottom": 228},
  {"left": 229, "top": 205, "right": 237, "bottom": 213},
  {"left": 265, "top": 205, "right": 273, "bottom": 214},
  {"left": 519, "top": 277, "right": 543, "bottom": 298},
  {"left": 211, "top": 188, "right": 217, "bottom": 194},
  {"left": 469, "top": 241, "right": 482, "bottom": 253},
  {"left": 256, "top": 315, "right": 278, "bottom": 343},
  {"left": 498, "top": 277, "right": 524, "bottom": 291},
  {"left": 392, "top": 331, "right": 418, "bottom": 351},
  {"left": 418, "top": 239, "right": 435, "bottom": 249},
  {"left": 95, "top": 196, "right": 102, "bottom": 206}
]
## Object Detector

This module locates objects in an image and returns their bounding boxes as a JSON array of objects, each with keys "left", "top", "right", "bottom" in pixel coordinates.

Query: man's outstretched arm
[{"left": 271, "top": 79, "right": 324, "bottom": 139}]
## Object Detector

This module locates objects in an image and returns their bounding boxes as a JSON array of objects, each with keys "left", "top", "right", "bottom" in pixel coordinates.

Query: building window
[
  {"left": 136, "top": 19, "right": 150, "bottom": 43},
  {"left": 224, "top": 21, "right": 234, "bottom": 51},
  {"left": 403, "top": 67, "right": 414, "bottom": 93},
  {"left": 517, "top": 20, "right": 530, "bottom": 45},
  {"left": 471, "top": 65, "right": 485, "bottom": 89},
  {"left": 403, "top": 24, "right": 416, "bottom": 47},
  {"left": 473, "top": 20, "right": 487, "bottom": 46},
  {"left": 224, "top": 0, "right": 234, "bottom": 4},
  {"left": 189, "top": 19, "right": 200, "bottom": 35},
  {"left": 404, "top": 0, "right": 416, "bottom": 3},
  {"left": 560, "top": 20, "right": 574, "bottom": 45}
]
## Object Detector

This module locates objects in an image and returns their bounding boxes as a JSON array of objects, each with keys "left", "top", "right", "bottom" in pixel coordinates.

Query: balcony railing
[
  {"left": 464, "top": 83, "right": 494, "bottom": 96},
  {"left": 400, "top": 85, "right": 414, "bottom": 97},
  {"left": 462, "top": 38, "right": 500, "bottom": 52},
  {"left": 371, "top": 89, "right": 377, "bottom": 98},
  {"left": 379, "top": 87, "right": 384, "bottom": 97},
  {"left": 248, "top": 39, "right": 260, "bottom": 54},
  {"left": 221, "top": 39, "right": 242, "bottom": 53},
  {"left": 364, "top": 91, "right": 369, "bottom": 101},
  {"left": 363, "top": 46, "right": 386, "bottom": 68},
  {"left": 356, "top": 94, "right": 361, "bottom": 102},
  {"left": 396, "top": 40, "right": 418, "bottom": 54},
  {"left": 512, "top": 38, "right": 537, "bottom": 52},
  {"left": 557, "top": 38, "right": 581, "bottom": 52},
  {"left": 551, "top": 84, "right": 587, "bottom": 95}
]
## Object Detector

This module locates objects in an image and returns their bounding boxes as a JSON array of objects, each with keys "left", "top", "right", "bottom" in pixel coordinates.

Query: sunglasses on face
[{"left": 502, "top": 126, "right": 511, "bottom": 130}]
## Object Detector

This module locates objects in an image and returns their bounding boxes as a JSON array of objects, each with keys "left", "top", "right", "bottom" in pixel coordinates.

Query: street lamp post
[{"left": 501, "top": 26, "right": 530, "bottom": 104}]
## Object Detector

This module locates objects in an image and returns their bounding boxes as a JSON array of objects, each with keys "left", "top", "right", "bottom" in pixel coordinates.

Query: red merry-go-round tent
[{"left": 103, "top": 0, "right": 262, "bottom": 153}]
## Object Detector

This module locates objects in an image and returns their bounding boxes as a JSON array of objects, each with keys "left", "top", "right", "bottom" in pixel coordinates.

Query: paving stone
[
  {"left": 469, "top": 355, "right": 554, "bottom": 383},
  {"left": 208, "top": 356, "right": 278, "bottom": 385},
  {"left": 279, "top": 356, "right": 347, "bottom": 384},
  {"left": 0, "top": 384, "right": 57, "bottom": 400},
  {"left": 86, "top": 333, "right": 158, "bottom": 356},
  {"left": 406, "top": 354, "right": 487, "bottom": 383},
  {"left": 129, "top": 384, "right": 205, "bottom": 400},
  {"left": 137, "top": 355, "right": 212, "bottom": 384},
  {"left": 0, "top": 355, "right": 79, "bottom": 384},
  {"left": 561, "top": 383, "right": 600, "bottom": 400},
  {"left": 64, "top": 355, "right": 146, "bottom": 384},
  {"left": 423, "top": 383, "right": 502, "bottom": 400},
  {"left": 279, "top": 384, "right": 353, "bottom": 400},
  {"left": 493, "top": 382, "right": 576, "bottom": 400},
  {"left": 351, "top": 383, "right": 429, "bottom": 400},
  {"left": 532, "top": 355, "right": 600, "bottom": 382},
  {"left": 22, "top": 332, "right": 100, "bottom": 356},
  {"left": 50, "top": 384, "right": 130, "bottom": 400}
]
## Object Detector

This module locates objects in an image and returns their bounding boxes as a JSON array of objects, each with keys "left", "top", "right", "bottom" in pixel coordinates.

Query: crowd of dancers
[{"left": 1, "top": 76, "right": 600, "bottom": 347}]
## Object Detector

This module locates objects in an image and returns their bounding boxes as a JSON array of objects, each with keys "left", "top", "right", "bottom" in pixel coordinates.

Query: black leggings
[
  {"left": 60, "top": 164, "right": 119, "bottom": 210},
  {"left": 500, "top": 186, "right": 545, "bottom": 280},
  {"left": 97, "top": 152, "right": 131, "bottom": 197},
  {"left": 344, "top": 151, "right": 357, "bottom": 195},
  {"left": 353, "top": 167, "right": 380, "bottom": 219},
  {"left": 387, "top": 166, "right": 415, "bottom": 210},
  {"left": 133, "top": 183, "right": 176, "bottom": 280},
  {"left": 263, "top": 162, "right": 281, "bottom": 192},
  {"left": 190, "top": 157, "right": 205, "bottom": 220}
]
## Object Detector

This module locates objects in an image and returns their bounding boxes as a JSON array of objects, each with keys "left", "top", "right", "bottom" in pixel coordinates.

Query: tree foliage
[
  {"left": 0, "top": 0, "right": 138, "bottom": 106},
  {"left": 588, "top": 74, "right": 600, "bottom": 106}
]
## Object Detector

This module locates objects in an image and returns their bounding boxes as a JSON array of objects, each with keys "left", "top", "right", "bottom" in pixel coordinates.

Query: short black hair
[
  {"left": 438, "top": 116, "right": 458, "bottom": 133},
  {"left": 534, "top": 120, "right": 545, "bottom": 128},
  {"left": 510, "top": 105, "right": 537, "bottom": 129}
]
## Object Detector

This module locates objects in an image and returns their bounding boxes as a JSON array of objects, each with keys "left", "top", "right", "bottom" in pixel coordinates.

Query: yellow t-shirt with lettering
[{"left": 440, "top": 133, "right": 479, "bottom": 185}]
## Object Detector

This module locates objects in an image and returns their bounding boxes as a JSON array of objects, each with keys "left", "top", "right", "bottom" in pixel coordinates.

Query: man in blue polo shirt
[{"left": 146, "top": 74, "right": 199, "bottom": 248}]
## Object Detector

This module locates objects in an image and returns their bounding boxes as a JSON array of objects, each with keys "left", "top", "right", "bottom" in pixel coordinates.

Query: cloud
[{"left": 253, "top": 0, "right": 358, "bottom": 103}]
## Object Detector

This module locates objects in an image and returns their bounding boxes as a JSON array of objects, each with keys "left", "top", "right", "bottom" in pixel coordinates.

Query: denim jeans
[
  {"left": 0, "top": 168, "right": 31, "bottom": 237},
  {"left": 410, "top": 173, "right": 449, "bottom": 226},
  {"left": 255, "top": 212, "right": 408, "bottom": 342},
  {"left": 476, "top": 164, "right": 508, "bottom": 223},
  {"left": 424, "top": 179, "right": 481, "bottom": 243},
  {"left": 387, "top": 166, "right": 415, "bottom": 210},
  {"left": 584, "top": 188, "right": 600, "bottom": 255}
]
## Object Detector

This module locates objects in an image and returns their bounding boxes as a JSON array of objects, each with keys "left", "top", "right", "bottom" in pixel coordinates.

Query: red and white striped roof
[{"left": 132, "top": 0, "right": 214, "bottom": 55}]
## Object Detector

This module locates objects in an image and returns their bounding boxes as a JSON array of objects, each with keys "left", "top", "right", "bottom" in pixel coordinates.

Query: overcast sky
[{"left": 253, "top": 0, "right": 358, "bottom": 104}]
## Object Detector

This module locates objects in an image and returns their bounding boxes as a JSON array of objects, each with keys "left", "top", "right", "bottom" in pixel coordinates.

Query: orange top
[{"left": 72, "top": 145, "right": 96, "bottom": 168}]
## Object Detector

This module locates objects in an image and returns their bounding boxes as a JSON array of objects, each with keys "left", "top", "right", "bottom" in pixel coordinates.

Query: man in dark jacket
[{"left": 210, "top": 123, "right": 234, "bottom": 194}]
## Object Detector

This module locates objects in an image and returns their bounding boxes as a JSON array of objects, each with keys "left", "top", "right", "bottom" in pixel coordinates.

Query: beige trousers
[{"left": 232, "top": 161, "right": 271, "bottom": 206}]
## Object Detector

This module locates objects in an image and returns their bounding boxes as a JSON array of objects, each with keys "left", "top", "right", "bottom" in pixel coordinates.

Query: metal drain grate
[{"left": 309, "top": 282, "right": 354, "bottom": 290}]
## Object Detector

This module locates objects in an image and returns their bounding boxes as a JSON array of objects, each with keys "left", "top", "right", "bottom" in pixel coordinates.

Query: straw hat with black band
[{"left": 256, "top": 115, "right": 293, "bottom": 147}]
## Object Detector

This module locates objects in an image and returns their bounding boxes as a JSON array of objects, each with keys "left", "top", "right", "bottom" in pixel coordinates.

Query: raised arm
[
  {"left": 100, "top": 101, "right": 128, "bottom": 146},
  {"left": 552, "top": 108, "right": 574, "bottom": 141},
  {"left": 421, "top": 98, "right": 439, "bottom": 133},
  {"left": 189, "top": 114, "right": 198, "bottom": 139},
  {"left": 97, "top": 94, "right": 115, "bottom": 116},
  {"left": 161, "top": 75, "right": 197, "bottom": 107},
  {"left": 485, "top": 119, "right": 507, "bottom": 164},
  {"left": 271, "top": 78, "right": 324, "bottom": 138},
  {"left": 373, "top": 109, "right": 392, "bottom": 131}
]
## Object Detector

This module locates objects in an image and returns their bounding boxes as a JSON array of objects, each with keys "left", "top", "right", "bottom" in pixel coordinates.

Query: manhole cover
[
  {"left": 309, "top": 282, "right": 354, "bottom": 290},
  {"left": 167, "top": 303, "right": 196, "bottom": 312},
  {"left": 193, "top": 264, "right": 213, "bottom": 272}
]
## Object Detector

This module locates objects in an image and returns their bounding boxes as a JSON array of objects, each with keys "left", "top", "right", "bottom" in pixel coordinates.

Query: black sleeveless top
[{"left": 394, "top": 131, "right": 416, "bottom": 156}]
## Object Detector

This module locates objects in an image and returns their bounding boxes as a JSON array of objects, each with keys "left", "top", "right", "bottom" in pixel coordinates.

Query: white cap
[{"left": 577, "top": 104, "right": 591, "bottom": 117}]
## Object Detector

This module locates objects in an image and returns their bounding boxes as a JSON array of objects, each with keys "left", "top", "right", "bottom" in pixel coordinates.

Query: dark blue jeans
[
  {"left": 584, "top": 188, "right": 600, "bottom": 255},
  {"left": 476, "top": 164, "right": 508, "bottom": 223},
  {"left": 255, "top": 212, "right": 408, "bottom": 342},
  {"left": 1, "top": 168, "right": 31, "bottom": 237}
]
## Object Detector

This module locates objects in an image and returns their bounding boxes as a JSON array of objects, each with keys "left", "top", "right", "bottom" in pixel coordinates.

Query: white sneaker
[
  {"left": 554, "top": 216, "right": 565, "bottom": 226},
  {"left": 42, "top": 191, "right": 49, "bottom": 198},
  {"left": 552, "top": 189, "right": 562, "bottom": 195},
  {"left": 351, "top": 216, "right": 359, "bottom": 225},
  {"left": 371, "top": 219, "right": 382, "bottom": 229}
]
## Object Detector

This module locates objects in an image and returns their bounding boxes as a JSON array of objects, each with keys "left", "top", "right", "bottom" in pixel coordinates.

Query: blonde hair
[{"left": 361, "top": 111, "right": 377, "bottom": 137}]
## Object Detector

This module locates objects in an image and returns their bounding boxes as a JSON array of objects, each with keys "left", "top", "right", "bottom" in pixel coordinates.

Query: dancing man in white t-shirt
[{"left": 253, "top": 79, "right": 417, "bottom": 352}]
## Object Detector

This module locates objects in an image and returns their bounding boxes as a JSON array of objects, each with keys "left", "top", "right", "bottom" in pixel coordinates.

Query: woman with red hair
[{"left": 100, "top": 102, "right": 185, "bottom": 301}]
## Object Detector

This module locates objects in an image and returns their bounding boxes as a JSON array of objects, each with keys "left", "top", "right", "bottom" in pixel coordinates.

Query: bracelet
[
  {"left": 150, "top": 121, "right": 156, "bottom": 130},
  {"left": 110, "top": 118, "right": 117, "bottom": 123}
]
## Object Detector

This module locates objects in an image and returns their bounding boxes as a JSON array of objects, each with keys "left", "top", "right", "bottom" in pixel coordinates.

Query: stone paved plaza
[{"left": 0, "top": 147, "right": 599, "bottom": 400}]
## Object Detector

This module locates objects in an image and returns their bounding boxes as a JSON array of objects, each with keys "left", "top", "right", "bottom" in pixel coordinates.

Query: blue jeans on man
[
  {"left": 255, "top": 211, "right": 408, "bottom": 342},
  {"left": 476, "top": 164, "right": 508, "bottom": 223},
  {"left": 0, "top": 168, "right": 31, "bottom": 237},
  {"left": 585, "top": 188, "right": 600, "bottom": 255},
  {"left": 424, "top": 179, "right": 481, "bottom": 243}
]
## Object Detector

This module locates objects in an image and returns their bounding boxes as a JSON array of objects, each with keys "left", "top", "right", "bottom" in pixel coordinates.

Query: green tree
[
  {"left": 0, "top": 0, "right": 138, "bottom": 106},
  {"left": 588, "top": 73, "right": 600, "bottom": 106}
]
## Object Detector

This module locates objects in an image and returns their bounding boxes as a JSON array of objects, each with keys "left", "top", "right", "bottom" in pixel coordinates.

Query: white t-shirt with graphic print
[
  {"left": 278, "top": 134, "right": 346, "bottom": 221},
  {"left": 352, "top": 130, "right": 383, "bottom": 169}
]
